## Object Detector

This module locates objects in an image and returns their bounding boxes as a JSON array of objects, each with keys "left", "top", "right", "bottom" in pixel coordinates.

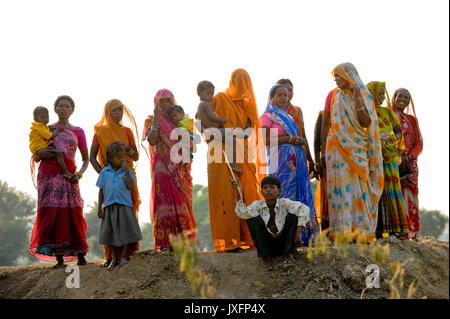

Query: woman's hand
[
  {"left": 308, "top": 161, "right": 316, "bottom": 179},
  {"left": 289, "top": 136, "right": 305, "bottom": 146},
  {"left": 154, "top": 104, "right": 162, "bottom": 121},
  {"left": 349, "top": 84, "right": 361, "bottom": 97},
  {"left": 36, "top": 148, "right": 57, "bottom": 160},
  {"left": 69, "top": 173, "right": 80, "bottom": 184},
  {"left": 229, "top": 177, "right": 242, "bottom": 191}
]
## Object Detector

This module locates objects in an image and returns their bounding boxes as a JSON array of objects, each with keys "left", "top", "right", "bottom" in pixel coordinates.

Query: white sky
[{"left": 0, "top": 0, "right": 448, "bottom": 224}]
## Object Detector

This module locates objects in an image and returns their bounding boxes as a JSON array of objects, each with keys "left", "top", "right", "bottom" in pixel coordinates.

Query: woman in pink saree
[{"left": 143, "top": 89, "right": 198, "bottom": 251}]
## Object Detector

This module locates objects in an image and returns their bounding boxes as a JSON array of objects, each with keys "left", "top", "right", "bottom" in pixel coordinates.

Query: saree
[
  {"left": 143, "top": 89, "right": 197, "bottom": 250},
  {"left": 391, "top": 89, "right": 423, "bottom": 238},
  {"left": 29, "top": 124, "right": 89, "bottom": 261},
  {"left": 366, "top": 82, "right": 409, "bottom": 239},
  {"left": 94, "top": 98, "right": 141, "bottom": 259},
  {"left": 207, "top": 68, "right": 266, "bottom": 252},
  {"left": 325, "top": 63, "right": 384, "bottom": 243},
  {"left": 261, "top": 84, "right": 318, "bottom": 245}
]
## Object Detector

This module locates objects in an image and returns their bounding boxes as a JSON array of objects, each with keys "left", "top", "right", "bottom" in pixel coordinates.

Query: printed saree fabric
[
  {"left": 261, "top": 84, "right": 318, "bottom": 245},
  {"left": 29, "top": 124, "right": 89, "bottom": 261},
  {"left": 391, "top": 88, "right": 423, "bottom": 237},
  {"left": 367, "top": 82, "right": 409, "bottom": 238},
  {"left": 142, "top": 89, "right": 197, "bottom": 251},
  {"left": 325, "top": 63, "right": 384, "bottom": 242},
  {"left": 207, "top": 68, "right": 266, "bottom": 252}
]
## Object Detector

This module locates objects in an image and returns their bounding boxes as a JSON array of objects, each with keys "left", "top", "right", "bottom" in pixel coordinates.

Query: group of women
[{"left": 28, "top": 63, "right": 423, "bottom": 267}]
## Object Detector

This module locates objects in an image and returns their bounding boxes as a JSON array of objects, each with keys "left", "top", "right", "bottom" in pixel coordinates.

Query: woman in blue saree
[{"left": 260, "top": 84, "right": 318, "bottom": 245}]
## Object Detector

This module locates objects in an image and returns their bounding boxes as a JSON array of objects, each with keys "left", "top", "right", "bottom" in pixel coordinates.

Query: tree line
[{"left": 0, "top": 179, "right": 448, "bottom": 266}]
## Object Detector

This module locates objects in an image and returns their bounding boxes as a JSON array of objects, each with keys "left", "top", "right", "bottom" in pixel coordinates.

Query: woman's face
[
  {"left": 283, "top": 83, "right": 294, "bottom": 103},
  {"left": 271, "top": 87, "right": 289, "bottom": 108},
  {"left": 110, "top": 105, "right": 123, "bottom": 124},
  {"left": 54, "top": 99, "right": 74, "bottom": 120},
  {"left": 395, "top": 90, "right": 411, "bottom": 111},
  {"left": 377, "top": 86, "right": 386, "bottom": 105},
  {"left": 334, "top": 74, "right": 350, "bottom": 90},
  {"left": 158, "top": 97, "right": 173, "bottom": 111}
]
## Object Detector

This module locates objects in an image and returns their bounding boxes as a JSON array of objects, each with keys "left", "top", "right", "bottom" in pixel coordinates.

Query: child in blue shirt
[{"left": 97, "top": 141, "right": 142, "bottom": 271}]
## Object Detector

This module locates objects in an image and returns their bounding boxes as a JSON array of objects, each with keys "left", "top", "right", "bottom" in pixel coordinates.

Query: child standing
[
  {"left": 29, "top": 106, "right": 73, "bottom": 179},
  {"left": 195, "top": 80, "right": 242, "bottom": 173},
  {"left": 97, "top": 141, "right": 142, "bottom": 271},
  {"left": 230, "top": 176, "right": 310, "bottom": 270}
]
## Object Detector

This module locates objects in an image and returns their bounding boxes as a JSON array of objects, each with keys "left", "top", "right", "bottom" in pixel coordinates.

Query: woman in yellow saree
[
  {"left": 321, "top": 63, "right": 384, "bottom": 243},
  {"left": 366, "top": 81, "right": 409, "bottom": 239}
]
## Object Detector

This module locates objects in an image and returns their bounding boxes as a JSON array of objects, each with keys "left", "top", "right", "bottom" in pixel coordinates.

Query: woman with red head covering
[
  {"left": 143, "top": 89, "right": 198, "bottom": 251},
  {"left": 391, "top": 88, "right": 423, "bottom": 240}
]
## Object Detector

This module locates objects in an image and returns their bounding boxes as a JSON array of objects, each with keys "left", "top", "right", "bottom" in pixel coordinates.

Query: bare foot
[
  {"left": 262, "top": 257, "right": 273, "bottom": 271},
  {"left": 107, "top": 260, "right": 120, "bottom": 271},
  {"left": 120, "top": 257, "right": 129, "bottom": 267},
  {"left": 230, "top": 163, "right": 243, "bottom": 173},
  {"left": 284, "top": 254, "right": 296, "bottom": 264},
  {"left": 100, "top": 259, "right": 112, "bottom": 268},
  {"left": 52, "top": 262, "right": 65, "bottom": 269},
  {"left": 77, "top": 256, "right": 92, "bottom": 266}
]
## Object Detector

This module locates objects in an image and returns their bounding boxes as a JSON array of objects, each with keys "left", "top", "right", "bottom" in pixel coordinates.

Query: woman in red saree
[
  {"left": 391, "top": 88, "right": 423, "bottom": 240},
  {"left": 143, "top": 89, "right": 197, "bottom": 251},
  {"left": 90, "top": 99, "right": 141, "bottom": 266},
  {"left": 29, "top": 95, "right": 90, "bottom": 268}
]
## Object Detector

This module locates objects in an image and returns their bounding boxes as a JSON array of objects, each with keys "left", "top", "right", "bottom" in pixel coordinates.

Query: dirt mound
[{"left": 0, "top": 237, "right": 448, "bottom": 299}]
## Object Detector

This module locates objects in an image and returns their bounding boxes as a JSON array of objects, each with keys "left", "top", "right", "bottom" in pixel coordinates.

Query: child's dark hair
[
  {"left": 167, "top": 105, "right": 184, "bottom": 117},
  {"left": 197, "top": 80, "right": 215, "bottom": 93},
  {"left": 276, "top": 78, "right": 293, "bottom": 88},
  {"left": 270, "top": 84, "right": 289, "bottom": 98},
  {"left": 54, "top": 95, "right": 75, "bottom": 111},
  {"left": 261, "top": 176, "right": 282, "bottom": 189},
  {"left": 106, "top": 141, "right": 125, "bottom": 164},
  {"left": 33, "top": 106, "right": 48, "bottom": 118}
]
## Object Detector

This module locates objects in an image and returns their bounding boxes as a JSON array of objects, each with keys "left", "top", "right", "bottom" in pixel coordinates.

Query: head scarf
[
  {"left": 329, "top": 62, "right": 384, "bottom": 208},
  {"left": 367, "top": 81, "right": 405, "bottom": 164},
  {"left": 366, "top": 81, "right": 391, "bottom": 108},
  {"left": 142, "top": 89, "right": 178, "bottom": 158},
  {"left": 264, "top": 84, "right": 298, "bottom": 136},
  {"left": 390, "top": 88, "right": 423, "bottom": 155},
  {"left": 210, "top": 68, "right": 266, "bottom": 181},
  {"left": 94, "top": 98, "right": 140, "bottom": 167}
]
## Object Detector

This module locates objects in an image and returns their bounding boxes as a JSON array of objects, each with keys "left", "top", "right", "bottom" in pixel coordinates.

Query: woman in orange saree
[
  {"left": 321, "top": 63, "right": 384, "bottom": 243},
  {"left": 206, "top": 68, "right": 266, "bottom": 252},
  {"left": 143, "top": 89, "right": 197, "bottom": 251},
  {"left": 90, "top": 99, "right": 141, "bottom": 266}
]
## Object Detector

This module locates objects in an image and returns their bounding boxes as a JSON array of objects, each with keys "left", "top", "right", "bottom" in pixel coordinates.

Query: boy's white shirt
[{"left": 235, "top": 198, "right": 310, "bottom": 237}]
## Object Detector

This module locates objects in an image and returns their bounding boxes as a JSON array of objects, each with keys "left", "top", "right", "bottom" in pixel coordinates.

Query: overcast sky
[{"left": 0, "top": 0, "right": 448, "bottom": 224}]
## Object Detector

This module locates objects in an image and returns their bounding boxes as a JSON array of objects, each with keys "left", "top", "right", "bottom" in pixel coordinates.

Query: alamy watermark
[
  {"left": 65, "top": 264, "right": 80, "bottom": 289},
  {"left": 166, "top": 122, "right": 280, "bottom": 172}
]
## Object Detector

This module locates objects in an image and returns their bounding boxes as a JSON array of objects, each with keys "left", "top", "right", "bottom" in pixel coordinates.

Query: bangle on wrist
[
  {"left": 76, "top": 172, "right": 83, "bottom": 179},
  {"left": 289, "top": 136, "right": 293, "bottom": 143}
]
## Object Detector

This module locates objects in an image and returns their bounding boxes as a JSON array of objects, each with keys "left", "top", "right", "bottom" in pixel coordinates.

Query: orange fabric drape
[{"left": 207, "top": 68, "right": 267, "bottom": 252}]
